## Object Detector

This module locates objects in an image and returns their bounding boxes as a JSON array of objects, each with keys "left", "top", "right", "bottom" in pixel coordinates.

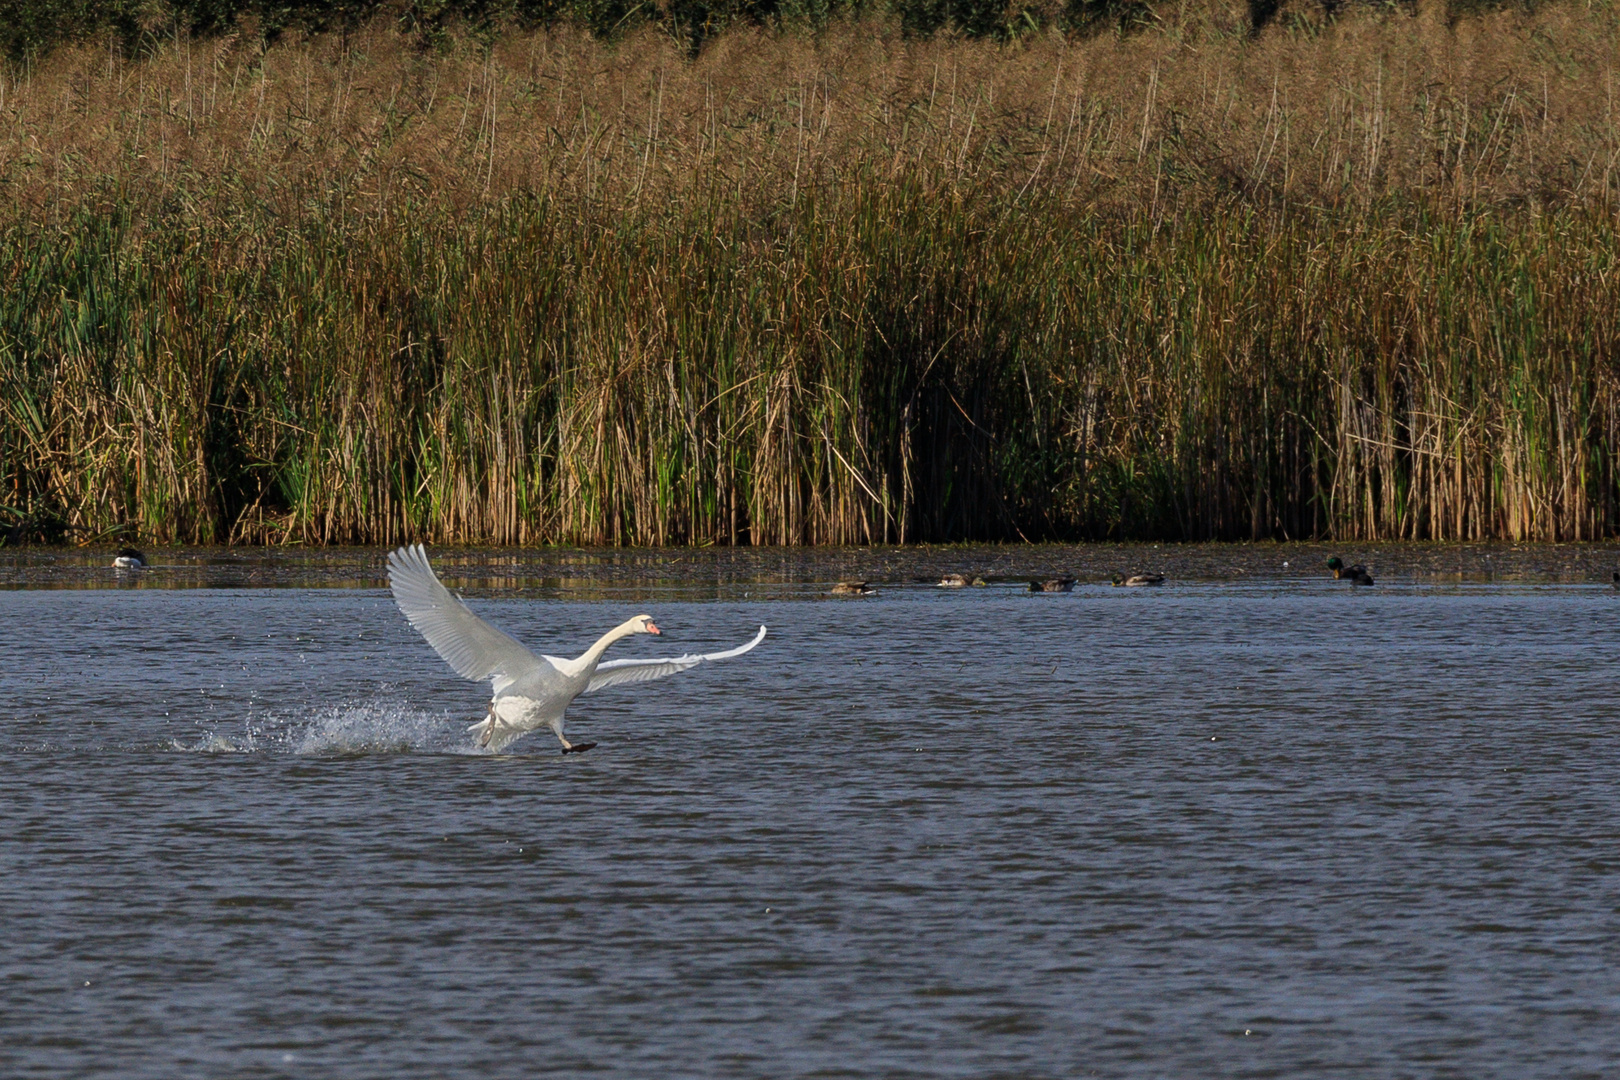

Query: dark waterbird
[
  {"left": 1327, "top": 557, "right": 1375, "bottom": 586},
  {"left": 113, "top": 546, "right": 145, "bottom": 569},
  {"left": 1028, "top": 577, "right": 1077, "bottom": 593}
]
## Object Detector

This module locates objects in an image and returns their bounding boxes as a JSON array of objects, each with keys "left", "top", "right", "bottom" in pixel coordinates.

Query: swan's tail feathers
[{"left": 466, "top": 715, "right": 524, "bottom": 750}]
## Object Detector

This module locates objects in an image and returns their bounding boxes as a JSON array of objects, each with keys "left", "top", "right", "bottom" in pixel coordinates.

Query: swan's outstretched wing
[
  {"left": 584, "top": 625, "right": 767, "bottom": 694},
  {"left": 387, "top": 544, "right": 542, "bottom": 694}
]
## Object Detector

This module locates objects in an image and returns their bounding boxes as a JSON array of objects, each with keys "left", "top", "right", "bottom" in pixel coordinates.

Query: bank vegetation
[{"left": 2, "top": 1, "right": 1618, "bottom": 544}]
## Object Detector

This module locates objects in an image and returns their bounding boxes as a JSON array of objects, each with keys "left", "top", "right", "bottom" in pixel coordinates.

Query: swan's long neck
[{"left": 569, "top": 618, "right": 643, "bottom": 676}]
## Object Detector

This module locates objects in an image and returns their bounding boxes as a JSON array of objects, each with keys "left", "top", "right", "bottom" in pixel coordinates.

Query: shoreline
[{"left": 3, "top": 539, "right": 1616, "bottom": 591}]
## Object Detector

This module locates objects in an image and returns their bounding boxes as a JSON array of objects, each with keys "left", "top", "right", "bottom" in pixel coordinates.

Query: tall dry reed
[{"left": 2, "top": 8, "right": 1618, "bottom": 544}]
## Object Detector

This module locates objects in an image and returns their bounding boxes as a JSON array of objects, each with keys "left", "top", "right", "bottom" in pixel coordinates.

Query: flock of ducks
[
  {"left": 939, "top": 571, "right": 1162, "bottom": 590},
  {"left": 832, "top": 558, "right": 1620, "bottom": 595},
  {"left": 834, "top": 570, "right": 1170, "bottom": 595}
]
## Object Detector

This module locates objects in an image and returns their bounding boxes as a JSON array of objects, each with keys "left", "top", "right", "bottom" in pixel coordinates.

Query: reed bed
[{"left": 2, "top": 7, "right": 1618, "bottom": 544}]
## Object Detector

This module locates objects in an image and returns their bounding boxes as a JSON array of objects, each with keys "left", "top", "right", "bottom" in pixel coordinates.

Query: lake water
[{"left": 2, "top": 547, "right": 1618, "bottom": 1078}]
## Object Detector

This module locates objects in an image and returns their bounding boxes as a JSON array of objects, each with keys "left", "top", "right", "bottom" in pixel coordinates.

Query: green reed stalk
[{"left": 2, "top": 185, "right": 1617, "bottom": 546}]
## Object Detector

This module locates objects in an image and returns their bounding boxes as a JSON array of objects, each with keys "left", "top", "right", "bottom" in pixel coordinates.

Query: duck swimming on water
[
  {"left": 387, "top": 544, "right": 766, "bottom": 753},
  {"left": 938, "top": 573, "right": 987, "bottom": 588},
  {"left": 831, "top": 580, "right": 874, "bottom": 596},
  {"left": 1028, "top": 577, "right": 1077, "bottom": 593},
  {"left": 113, "top": 547, "right": 145, "bottom": 569},
  {"left": 1112, "top": 573, "right": 1165, "bottom": 587},
  {"left": 1326, "top": 557, "right": 1375, "bottom": 586}
]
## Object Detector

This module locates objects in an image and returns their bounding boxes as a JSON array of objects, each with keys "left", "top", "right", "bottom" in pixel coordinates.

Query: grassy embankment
[{"left": 1, "top": 3, "right": 1618, "bottom": 546}]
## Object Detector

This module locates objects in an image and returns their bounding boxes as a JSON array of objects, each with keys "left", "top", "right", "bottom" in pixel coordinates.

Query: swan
[
  {"left": 386, "top": 544, "right": 766, "bottom": 753},
  {"left": 1326, "top": 557, "right": 1375, "bottom": 586},
  {"left": 113, "top": 547, "right": 145, "bottom": 569}
]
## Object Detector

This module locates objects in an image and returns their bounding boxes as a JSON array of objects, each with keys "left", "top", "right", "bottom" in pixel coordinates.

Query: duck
[
  {"left": 1028, "top": 577, "right": 1077, "bottom": 593},
  {"left": 831, "top": 580, "right": 874, "bottom": 596},
  {"left": 113, "top": 546, "right": 145, "bottom": 569},
  {"left": 938, "top": 573, "right": 987, "bottom": 588},
  {"left": 388, "top": 544, "right": 766, "bottom": 753},
  {"left": 1111, "top": 573, "right": 1165, "bottom": 587},
  {"left": 1326, "top": 557, "right": 1375, "bottom": 586},
  {"left": 1612, "top": 570, "right": 1619, "bottom": 590}
]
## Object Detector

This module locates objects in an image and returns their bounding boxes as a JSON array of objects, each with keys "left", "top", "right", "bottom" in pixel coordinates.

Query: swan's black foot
[{"left": 561, "top": 742, "right": 598, "bottom": 755}]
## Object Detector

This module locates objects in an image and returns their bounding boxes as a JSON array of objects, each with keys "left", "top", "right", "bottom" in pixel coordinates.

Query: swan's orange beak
[{"left": 645, "top": 621, "right": 662, "bottom": 635}]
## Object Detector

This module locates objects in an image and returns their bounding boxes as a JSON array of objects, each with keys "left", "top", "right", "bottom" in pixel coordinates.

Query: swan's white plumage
[
  {"left": 385, "top": 543, "right": 767, "bottom": 749},
  {"left": 386, "top": 543, "right": 541, "bottom": 695},
  {"left": 585, "top": 625, "right": 768, "bottom": 693}
]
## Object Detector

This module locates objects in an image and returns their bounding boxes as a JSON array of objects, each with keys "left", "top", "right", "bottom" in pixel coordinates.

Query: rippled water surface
[{"left": 3, "top": 547, "right": 1618, "bottom": 1078}]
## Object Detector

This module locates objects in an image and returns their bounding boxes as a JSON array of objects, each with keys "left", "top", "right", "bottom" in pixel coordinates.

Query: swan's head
[{"left": 631, "top": 615, "right": 662, "bottom": 635}]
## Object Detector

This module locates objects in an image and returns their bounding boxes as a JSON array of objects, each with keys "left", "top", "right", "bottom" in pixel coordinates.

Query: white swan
[{"left": 386, "top": 544, "right": 766, "bottom": 753}]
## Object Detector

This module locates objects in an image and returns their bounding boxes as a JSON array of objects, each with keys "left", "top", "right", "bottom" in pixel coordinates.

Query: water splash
[
  {"left": 292, "top": 696, "right": 479, "bottom": 756},
  {"left": 171, "top": 732, "right": 258, "bottom": 754},
  {"left": 166, "top": 691, "right": 481, "bottom": 756}
]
